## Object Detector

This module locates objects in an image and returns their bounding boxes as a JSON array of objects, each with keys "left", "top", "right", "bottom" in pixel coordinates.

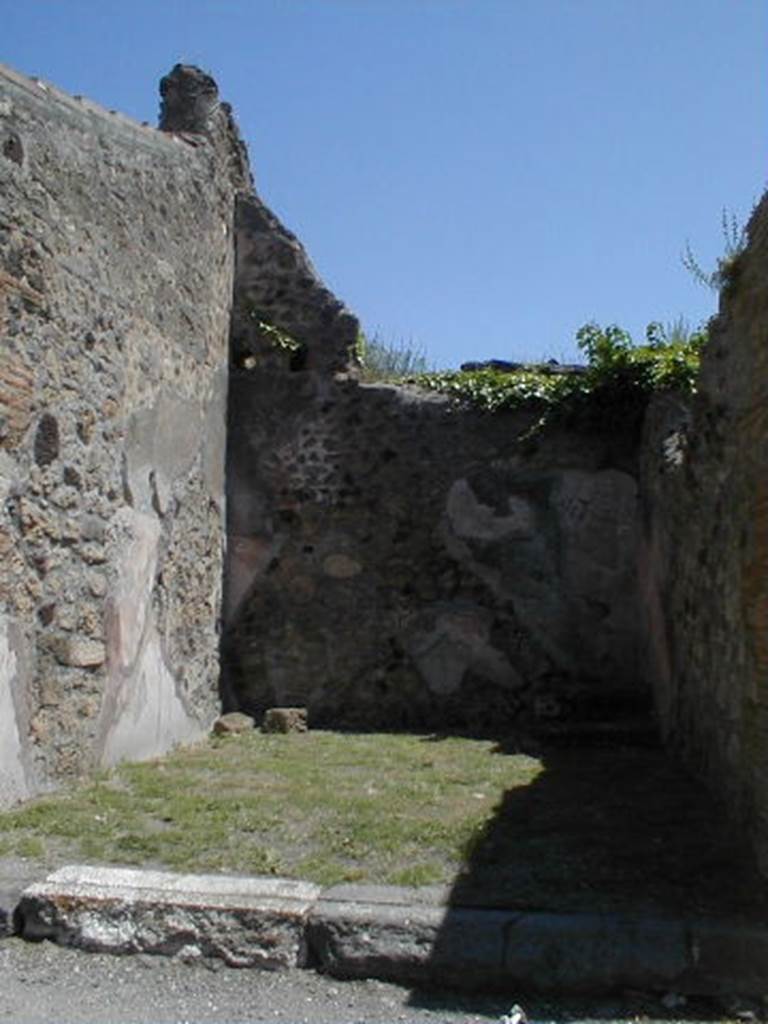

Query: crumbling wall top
[
  {"left": 159, "top": 64, "right": 220, "bottom": 133},
  {"left": 159, "top": 63, "right": 253, "bottom": 193}
]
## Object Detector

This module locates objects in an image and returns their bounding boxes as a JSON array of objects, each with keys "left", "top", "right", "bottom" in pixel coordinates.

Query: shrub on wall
[{"left": 410, "top": 321, "right": 704, "bottom": 435}]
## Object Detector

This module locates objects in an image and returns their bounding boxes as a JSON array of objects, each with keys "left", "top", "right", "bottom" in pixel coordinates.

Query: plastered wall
[{"left": 0, "top": 63, "right": 236, "bottom": 801}]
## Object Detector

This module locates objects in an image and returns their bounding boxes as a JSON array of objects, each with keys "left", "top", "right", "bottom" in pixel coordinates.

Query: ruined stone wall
[
  {"left": 224, "top": 358, "right": 644, "bottom": 732},
  {"left": 0, "top": 63, "right": 236, "bottom": 804},
  {"left": 230, "top": 194, "right": 359, "bottom": 377},
  {"left": 641, "top": 191, "right": 768, "bottom": 875},
  {"left": 9, "top": 53, "right": 746, "bottom": 835}
]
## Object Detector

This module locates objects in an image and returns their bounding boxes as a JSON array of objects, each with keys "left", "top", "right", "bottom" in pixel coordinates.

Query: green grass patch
[
  {"left": 1, "top": 732, "right": 765, "bottom": 920},
  {"left": 0, "top": 732, "right": 542, "bottom": 887}
]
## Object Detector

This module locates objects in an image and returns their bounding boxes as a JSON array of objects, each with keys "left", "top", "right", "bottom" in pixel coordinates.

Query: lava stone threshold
[{"left": 9, "top": 865, "right": 767, "bottom": 997}]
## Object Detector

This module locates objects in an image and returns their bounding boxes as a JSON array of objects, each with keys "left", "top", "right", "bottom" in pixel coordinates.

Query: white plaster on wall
[
  {"left": 100, "top": 508, "right": 204, "bottom": 767},
  {"left": 447, "top": 479, "right": 534, "bottom": 541},
  {"left": 106, "top": 508, "right": 160, "bottom": 673},
  {"left": 100, "top": 624, "right": 202, "bottom": 767},
  {"left": 409, "top": 607, "right": 523, "bottom": 696},
  {"left": 0, "top": 615, "right": 31, "bottom": 807}
]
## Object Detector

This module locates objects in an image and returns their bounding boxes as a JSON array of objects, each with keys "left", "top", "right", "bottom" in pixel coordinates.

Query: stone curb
[
  {"left": 0, "top": 858, "right": 48, "bottom": 938},
  {"left": 16, "top": 866, "right": 321, "bottom": 969},
  {"left": 9, "top": 866, "right": 768, "bottom": 996}
]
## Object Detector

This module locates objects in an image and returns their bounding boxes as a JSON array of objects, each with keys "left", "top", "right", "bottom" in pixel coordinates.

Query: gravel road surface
[{"left": 0, "top": 937, "right": 740, "bottom": 1024}]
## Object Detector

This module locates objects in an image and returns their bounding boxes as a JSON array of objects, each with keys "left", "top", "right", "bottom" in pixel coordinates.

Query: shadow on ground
[
  {"left": 408, "top": 727, "right": 768, "bottom": 1015},
  {"left": 439, "top": 738, "right": 767, "bottom": 919}
]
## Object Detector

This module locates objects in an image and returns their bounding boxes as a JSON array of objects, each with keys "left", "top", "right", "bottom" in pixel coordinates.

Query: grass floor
[{"left": 0, "top": 730, "right": 765, "bottom": 921}]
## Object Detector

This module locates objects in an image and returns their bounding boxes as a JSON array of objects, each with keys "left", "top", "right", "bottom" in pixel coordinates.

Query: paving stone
[
  {"left": 307, "top": 885, "right": 511, "bottom": 987},
  {"left": 502, "top": 912, "right": 688, "bottom": 994},
  {"left": 681, "top": 919, "right": 768, "bottom": 995}
]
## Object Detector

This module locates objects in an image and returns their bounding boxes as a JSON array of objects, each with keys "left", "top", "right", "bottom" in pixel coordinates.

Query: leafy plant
[
  {"left": 353, "top": 328, "right": 368, "bottom": 365},
  {"left": 411, "top": 320, "right": 704, "bottom": 438},
  {"left": 575, "top": 322, "right": 633, "bottom": 368},
  {"left": 250, "top": 317, "right": 302, "bottom": 354},
  {"left": 233, "top": 304, "right": 305, "bottom": 370}
]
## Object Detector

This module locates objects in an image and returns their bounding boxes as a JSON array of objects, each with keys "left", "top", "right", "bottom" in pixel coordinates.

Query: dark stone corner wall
[
  {"left": 641, "top": 190, "right": 768, "bottom": 877},
  {"left": 223, "top": 372, "right": 646, "bottom": 733},
  {"left": 222, "top": 100, "right": 768, "bottom": 877}
]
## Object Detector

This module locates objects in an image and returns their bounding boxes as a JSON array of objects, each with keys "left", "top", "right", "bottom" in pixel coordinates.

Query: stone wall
[
  {"left": 230, "top": 194, "right": 359, "bottom": 377},
  {"left": 0, "top": 63, "right": 237, "bottom": 804},
  {"left": 224, "top": 362, "right": 644, "bottom": 732},
  {"left": 11, "top": 57, "right": 768, "bottom": 886},
  {"left": 641, "top": 192, "right": 768, "bottom": 875}
]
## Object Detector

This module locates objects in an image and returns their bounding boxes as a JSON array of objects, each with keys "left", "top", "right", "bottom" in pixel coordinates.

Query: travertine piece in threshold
[{"left": 18, "top": 865, "right": 321, "bottom": 968}]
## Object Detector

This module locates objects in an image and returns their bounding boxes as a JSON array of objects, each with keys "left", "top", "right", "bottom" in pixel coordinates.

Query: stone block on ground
[
  {"left": 212, "top": 712, "right": 255, "bottom": 735},
  {"left": 17, "top": 865, "right": 321, "bottom": 968},
  {"left": 262, "top": 707, "right": 308, "bottom": 734}
]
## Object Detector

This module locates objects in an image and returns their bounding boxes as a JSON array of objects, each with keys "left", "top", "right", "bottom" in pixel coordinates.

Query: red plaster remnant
[
  {"left": 0, "top": 355, "right": 34, "bottom": 449},
  {"left": 0, "top": 272, "right": 43, "bottom": 448},
  {"left": 0, "top": 268, "right": 44, "bottom": 306}
]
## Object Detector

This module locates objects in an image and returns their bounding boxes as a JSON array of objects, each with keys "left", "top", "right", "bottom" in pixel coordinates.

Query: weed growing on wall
[
  {"left": 357, "top": 331, "right": 432, "bottom": 381},
  {"left": 251, "top": 317, "right": 302, "bottom": 354},
  {"left": 233, "top": 305, "right": 307, "bottom": 370},
  {"left": 412, "top": 321, "right": 704, "bottom": 435},
  {"left": 682, "top": 208, "right": 748, "bottom": 294}
]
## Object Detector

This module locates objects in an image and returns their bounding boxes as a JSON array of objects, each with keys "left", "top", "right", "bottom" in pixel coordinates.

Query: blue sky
[{"left": 2, "top": 1, "right": 765, "bottom": 368}]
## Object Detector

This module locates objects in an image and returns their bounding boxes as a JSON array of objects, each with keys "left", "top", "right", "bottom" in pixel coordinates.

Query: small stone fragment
[
  {"left": 88, "top": 572, "right": 108, "bottom": 597},
  {"left": 212, "top": 712, "right": 255, "bottom": 736},
  {"left": 53, "top": 636, "right": 106, "bottom": 667},
  {"left": 262, "top": 707, "right": 308, "bottom": 734},
  {"left": 500, "top": 1006, "right": 528, "bottom": 1024},
  {"left": 80, "top": 542, "right": 107, "bottom": 565},
  {"left": 34, "top": 413, "right": 59, "bottom": 467}
]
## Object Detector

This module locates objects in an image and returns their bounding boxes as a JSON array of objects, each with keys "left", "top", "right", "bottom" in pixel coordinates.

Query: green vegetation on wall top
[
  {"left": 356, "top": 330, "right": 432, "bottom": 381},
  {"left": 407, "top": 320, "right": 706, "bottom": 433}
]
